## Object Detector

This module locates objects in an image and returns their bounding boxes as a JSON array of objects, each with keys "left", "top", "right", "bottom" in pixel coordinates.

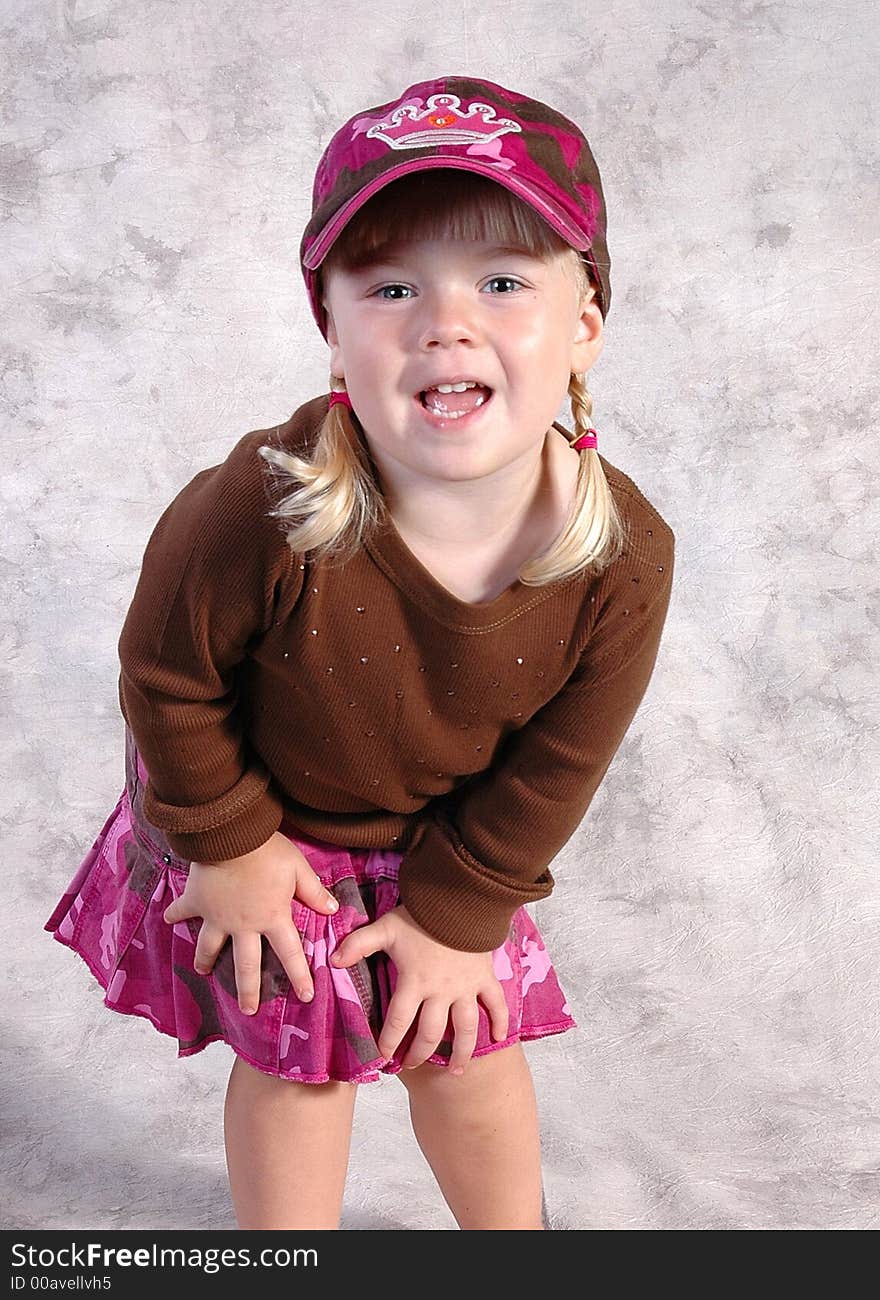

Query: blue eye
[
  {"left": 483, "top": 276, "right": 524, "bottom": 294},
  {"left": 372, "top": 276, "right": 525, "bottom": 300}
]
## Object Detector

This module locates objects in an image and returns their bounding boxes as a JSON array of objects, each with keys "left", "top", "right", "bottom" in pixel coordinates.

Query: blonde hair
[{"left": 260, "top": 171, "right": 627, "bottom": 584}]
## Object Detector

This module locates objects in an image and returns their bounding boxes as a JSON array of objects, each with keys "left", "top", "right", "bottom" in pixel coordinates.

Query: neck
[{"left": 377, "top": 431, "right": 571, "bottom": 555}]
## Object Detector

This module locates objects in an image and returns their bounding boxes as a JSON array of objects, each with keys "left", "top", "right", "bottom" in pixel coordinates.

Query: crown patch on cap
[{"left": 365, "top": 93, "right": 522, "bottom": 150}]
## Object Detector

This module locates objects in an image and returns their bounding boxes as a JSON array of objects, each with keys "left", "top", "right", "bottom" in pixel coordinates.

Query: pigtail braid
[
  {"left": 258, "top": 378, "right": 383, "bottom": 561},
  {"left": 518, "top": 371, "right": 627, "bottom": 585}
]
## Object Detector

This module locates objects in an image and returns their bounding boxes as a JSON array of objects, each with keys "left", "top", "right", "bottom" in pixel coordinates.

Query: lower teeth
[{"left": 424, "top": 393, "right": 487, "bottom": 417}]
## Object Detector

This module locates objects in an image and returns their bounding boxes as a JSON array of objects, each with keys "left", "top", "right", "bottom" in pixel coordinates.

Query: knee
[
  {"left": 394, "top": 1054, "right": 486, "bottom": 1097},
  {"left": 394, "top": 1058, "right": 454, "bottom": 1094},
  {"left": 395, "top": 1042, "right": 529, "bottom": 1109},
  {"left": 229, "top": 1054, "right": 356, "bottom": 1101}
]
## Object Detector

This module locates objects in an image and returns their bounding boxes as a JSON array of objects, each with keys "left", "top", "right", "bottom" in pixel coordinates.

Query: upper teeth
[{"left": 432, "top": 381, "right": 479, "bottom": 393}]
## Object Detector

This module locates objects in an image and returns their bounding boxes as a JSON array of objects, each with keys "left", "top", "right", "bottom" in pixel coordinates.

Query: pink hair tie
[
  {"left": 572, "top": 428, "right": 598, "bottom": 451},
  {"left": 328, "top": 390, "right": 353, "bottom": 410}
]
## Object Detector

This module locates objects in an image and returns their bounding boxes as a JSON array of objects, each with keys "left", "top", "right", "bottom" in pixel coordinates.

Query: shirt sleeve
[
  {"left": 117, "top": 427, "right": 303, "bottom": 862},
  {"left": 397, "top": 528, "right": 675, "bottom": 951}
]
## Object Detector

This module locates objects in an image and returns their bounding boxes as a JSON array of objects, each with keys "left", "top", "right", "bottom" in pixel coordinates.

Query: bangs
[{"left": 320, "top": 170, "right": 593, "bottom": 289}]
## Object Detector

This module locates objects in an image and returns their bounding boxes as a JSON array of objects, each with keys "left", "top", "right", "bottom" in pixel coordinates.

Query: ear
[
  {"left": 569, "top": 296, "right": 605, "bottom": 375},
  {"left": 322, "top": 302, "right": 346, "bottom": 378},
  {"left": 321, "top": 274, "right": 346, "bottom": 377}
]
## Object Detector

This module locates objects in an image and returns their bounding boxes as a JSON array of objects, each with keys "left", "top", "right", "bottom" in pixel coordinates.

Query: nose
[{"left": 416, "top": 284, "right": 481, "bottom": 351}]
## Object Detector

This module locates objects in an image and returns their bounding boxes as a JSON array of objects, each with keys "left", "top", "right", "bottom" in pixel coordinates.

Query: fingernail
[
  {"left": 451, "top": 1067, "right": 464, "bottom": 1077},
  {"left": 298, "top": 988, "right": 313, "bottom": 1002},
  {"left": 326, "top": 895, "right": 339, "bottom": 910}
]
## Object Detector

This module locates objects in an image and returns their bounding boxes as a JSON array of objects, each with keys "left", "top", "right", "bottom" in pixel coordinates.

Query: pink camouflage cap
[{"left": 300, "top": 75, "right": 611, "bottom": 341}]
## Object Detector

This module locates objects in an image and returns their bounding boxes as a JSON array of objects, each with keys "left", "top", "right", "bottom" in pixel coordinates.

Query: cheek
[
  {"left": 509, "top": 328, "right": 574, "bottom": 418},
  {"left": 509, "top": 328, "right": 571, "bottom": 395},
  {"left": 511, "top": 315, "right": 569, "bottom": 362},
  {"left": 341, "top": 329, "right": 399, "bottom": 379}
]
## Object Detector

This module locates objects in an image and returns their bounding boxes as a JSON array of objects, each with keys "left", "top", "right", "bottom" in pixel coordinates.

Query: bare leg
[
  {"left": 396, "top": 1041, "right": 545, "bottom": 1230},
  {"left": 223, "top": 1055, "right": 357, "bottom": 1229}
]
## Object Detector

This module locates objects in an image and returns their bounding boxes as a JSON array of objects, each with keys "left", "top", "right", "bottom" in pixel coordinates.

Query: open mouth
[{"left": 417, "top": 383, "right": 494, "bottom": 419}]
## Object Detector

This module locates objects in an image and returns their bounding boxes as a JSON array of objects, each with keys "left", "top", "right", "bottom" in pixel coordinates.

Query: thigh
[
  {"left": 395, "top": 1042, "right": 544, "bottom": 1229},
  {"left": 395, "top": 1040, "right": 541, "bottom": 1132},
  {"left": 224, "top": 1056, "right": 359, "bottom": 1230},
  {"left": 397, "top": 1037, "right": 531, "bottom": 1090}
]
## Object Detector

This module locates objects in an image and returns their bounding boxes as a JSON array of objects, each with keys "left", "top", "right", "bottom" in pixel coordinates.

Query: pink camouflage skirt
[{"left": 44, "top": 726, "right": 576, "bottom": 1085}]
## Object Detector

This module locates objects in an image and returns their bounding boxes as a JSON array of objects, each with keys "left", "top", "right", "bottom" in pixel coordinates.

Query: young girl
[{"left": 46, "top": 75, "right": 674, "bottom": 1231}]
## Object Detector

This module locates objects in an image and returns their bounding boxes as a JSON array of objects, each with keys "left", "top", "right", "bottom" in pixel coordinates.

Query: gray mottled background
[{"left": 3, "top": 0, "right": 878, "bottom": 1231}]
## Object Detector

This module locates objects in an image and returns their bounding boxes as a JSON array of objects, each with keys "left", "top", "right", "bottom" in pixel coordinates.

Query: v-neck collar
[{"left": 362, "top": 424, "right": 581, "bottom": 631}]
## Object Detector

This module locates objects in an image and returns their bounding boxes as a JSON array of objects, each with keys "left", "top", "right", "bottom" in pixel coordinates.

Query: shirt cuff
[
  {"left": 397, "top": 817, "right": 554, "bottom": 951},
  {"left": 143, "top": 777, "right": 285, "bottom": 863}
]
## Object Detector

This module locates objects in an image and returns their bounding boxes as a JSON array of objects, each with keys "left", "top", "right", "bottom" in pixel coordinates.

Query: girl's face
[{"left": 321, "top": 237, "right": 603, "bottom": 495}]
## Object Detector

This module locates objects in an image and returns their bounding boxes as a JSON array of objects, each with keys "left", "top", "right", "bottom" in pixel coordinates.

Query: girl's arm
[
  {"left": 118, "top": 426, "right": 305, "bottom": 863},
  {"left": 397, "top": 522, "right": 676, "bottom": 954},
  {"left": 118, "top": 427, "right": 330, "bottom": 1010}
]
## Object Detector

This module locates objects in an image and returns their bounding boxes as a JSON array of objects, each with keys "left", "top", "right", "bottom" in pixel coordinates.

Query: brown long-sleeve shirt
[{"left": 117, "top": 394, "right": 675, "bottom": 951}]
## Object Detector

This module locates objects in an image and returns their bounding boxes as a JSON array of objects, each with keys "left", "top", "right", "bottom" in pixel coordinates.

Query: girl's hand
[
  {"left": 162, "top": 832, "right": 339, "bottom": 1015},
  {"left": 329, "top": 904, "right": 509, "bottom": 1075}
]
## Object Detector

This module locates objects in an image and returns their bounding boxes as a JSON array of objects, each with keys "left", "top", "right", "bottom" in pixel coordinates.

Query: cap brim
[{"left": 301, "top": 155, "right": 597, "bottom": 270}]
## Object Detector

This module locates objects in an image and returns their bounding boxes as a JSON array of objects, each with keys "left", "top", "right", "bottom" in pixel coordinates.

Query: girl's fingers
[
  {"left": 293, "top": 866, "right": 340, "bottom": 916},
  {"left": 376, "top": 987, "right": 422, "bottom": 1062},
  {"left": 192, "top": 921, "right": 227, "bottom": 976},
  {"left": 264, "top": 922, "right": 315, "bottom": 1004},
  {"left": 447, "top": 1001, "right": 481, "bottom": 1075},
  {"left": 330, "top": 917, "right": 385, "bottom": 968},
  {"left": 400, "top": 998, "right": 452, "bottom": 1070},
  {"left": 163, "top": 895, "right": 194, "bottom": 924},
  {"left": 483, "top": 983, "right": 510, "bottom": 1044},
  {"left": 230, "top": 930, "right": 265, "bottom": 1015}
]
